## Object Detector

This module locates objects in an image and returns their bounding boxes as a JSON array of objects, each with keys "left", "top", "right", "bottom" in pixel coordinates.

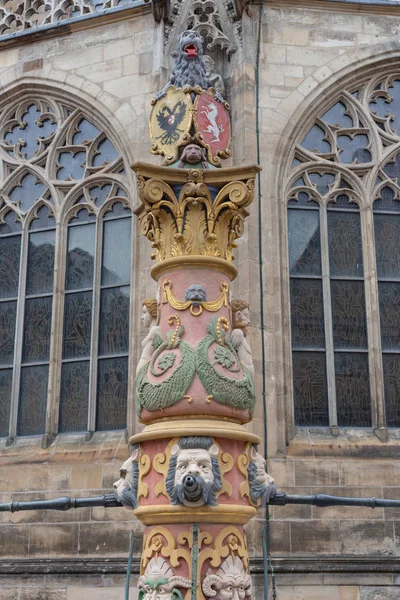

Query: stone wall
[{"left": 1, "top": 1, "right": 400, "bottom": 599}]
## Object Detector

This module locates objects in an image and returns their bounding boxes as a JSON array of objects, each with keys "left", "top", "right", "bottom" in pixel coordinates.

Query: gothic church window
[
  {"left": 287, "top": 73, "right": 400, "bottom": 431},
  {"left": 0, "top": 95, "right": 133, "bottom": 440}
]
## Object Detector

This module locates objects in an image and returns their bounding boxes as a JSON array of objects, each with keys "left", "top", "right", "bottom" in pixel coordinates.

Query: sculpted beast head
[
  {"left": 177, "top": 30, "right": 204, "bottom": 61},
  {"left": 113, "top": 447, "right": 139, "bottom": 509},
  {"left": 166, "top": 437, "right": 222, "bottom": 507},
  {"left": 248, "top": 446, "right": 276, "bottom": 506},
  {"left": 184, "top": 284, "right": 207, "bottom": 306}
]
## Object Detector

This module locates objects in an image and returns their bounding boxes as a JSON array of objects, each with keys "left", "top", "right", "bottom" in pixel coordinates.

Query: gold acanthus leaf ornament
[{"left": 133, "top": 163, "right": 260, "bottom": 266}]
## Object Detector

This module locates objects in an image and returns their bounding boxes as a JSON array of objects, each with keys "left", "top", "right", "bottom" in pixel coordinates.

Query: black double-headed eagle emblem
[{"left": 156, "top": 100, "right": 186, "bottom": 145}]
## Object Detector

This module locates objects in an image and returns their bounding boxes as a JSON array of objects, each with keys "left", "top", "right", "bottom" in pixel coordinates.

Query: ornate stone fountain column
[{"left": 114, "top": 29, "right": 276, "bottom": 600}]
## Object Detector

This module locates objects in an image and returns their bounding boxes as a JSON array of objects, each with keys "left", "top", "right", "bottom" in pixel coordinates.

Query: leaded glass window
[
  {"left": 287, "top": 74, "right": 400, "bottom": 432},
  {"left": 0, "top": 94, "right": 133, "bottom": 441}
]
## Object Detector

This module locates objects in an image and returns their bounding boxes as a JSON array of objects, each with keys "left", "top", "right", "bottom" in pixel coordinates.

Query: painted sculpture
[
  {"left": 202, "top": 556, "right": 252, "bottom": 600},
  {"left": 138, "top": 557, "right": 191, "bottom": 600},
  {"left": 230, "top": 300, "right": 255, "bottom": 376},
  {"left": 248, "top": 446, "right": 277, "bottom": 506},
  {"left": 124, "top": 27, "right": 275, "bottom": 600},
  {"left": 166, "top": 437, "right": 222, "bottom": 507},
  {"left": 113, "top": 448, "right": 139, "bottom": 509},
  {"left": 136, "top": 299, "right": 163, "bottom": 375}
]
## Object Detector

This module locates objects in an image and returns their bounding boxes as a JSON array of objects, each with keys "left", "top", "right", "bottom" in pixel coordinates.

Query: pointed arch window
[
  {"left": 286, "top": 73, "right": 400, "bottom": 433},
  {"left": 0, "top": 93, "right": 134, "bottom": 442}
]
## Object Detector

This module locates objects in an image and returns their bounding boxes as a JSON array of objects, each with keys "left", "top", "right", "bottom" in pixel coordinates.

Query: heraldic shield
[
  {"left": 194, "top": 90, "right": 231, "bottom": 165},
  {"left": 149, "top": 86, "right": 192, "bottom": 163}
]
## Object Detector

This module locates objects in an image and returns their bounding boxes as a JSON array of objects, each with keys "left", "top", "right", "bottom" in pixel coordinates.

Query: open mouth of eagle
[{"left": 184, "top": 43, "right": 198, "bottom": 58}]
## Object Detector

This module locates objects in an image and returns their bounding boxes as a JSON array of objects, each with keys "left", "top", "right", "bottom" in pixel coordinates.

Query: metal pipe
[
  {"left": 0, "top": 494, "right": 122, "bottom": 512},
  {"left": 3, "top": 492, "right": 400, "bottom": 512},
  {"left": 125, "top": 530, "right": 135, "bottom": 600}
]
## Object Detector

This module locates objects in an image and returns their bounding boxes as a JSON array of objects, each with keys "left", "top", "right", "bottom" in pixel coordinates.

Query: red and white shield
[{"left": 194, "top": 91, "right": 231, "bottom": 161}]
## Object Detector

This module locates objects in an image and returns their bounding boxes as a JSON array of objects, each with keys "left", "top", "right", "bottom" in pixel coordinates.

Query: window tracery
[
  {"left": 287, "top": 70, "right": 400, "bottom": 433},
  {"left": 0, "top": 92, "right": 133, "bottom": 441}
]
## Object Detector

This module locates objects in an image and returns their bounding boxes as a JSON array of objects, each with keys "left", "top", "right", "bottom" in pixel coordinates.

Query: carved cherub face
[
  {"left": 174, "top": 448, "right": 215, "bottom": 486},
  {"left": 141, "top": 304, "right": 153, "bottom": 328},
  {"left": 184, "top": 284, "right": 206, "bottom": 305},
  {"left": 236, "top": 307, "right": 250, "bottom": 327},
  {"left": 250, "top": 447, "right": 275, "bottom": 486}
]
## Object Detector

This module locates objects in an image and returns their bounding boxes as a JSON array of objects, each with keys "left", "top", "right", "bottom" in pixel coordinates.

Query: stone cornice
[
  {"left": 263, "top": 0, "right": 400, "bottom": 16},
  {"left": 2, "top": 556, "right": 400, "bottom": 575}
]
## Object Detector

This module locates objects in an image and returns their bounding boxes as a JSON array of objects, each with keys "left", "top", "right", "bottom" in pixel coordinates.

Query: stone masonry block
[
  {"left": 78, "top": 521, "right": 141, "bottom": 555},
  {"left": 360, "top": 588, "right": 400, "bottom": 600},
  {"left": 340, "top": 521, "right": 396, "bottom": 556},
  {"left": 291, "top": 521, "right": 341, "bottom": 555},
  {"left": 0, "top": 524, "right": 29, "bottom": 556},
  {"left": 294, "top": 460, "right": 340, "bottom": 486},
  {"left": 29, "top": 524, "right": 79, "bottom": 556},
  {"left": 281, "top": 26, "right": 309, "bottom": 47}
]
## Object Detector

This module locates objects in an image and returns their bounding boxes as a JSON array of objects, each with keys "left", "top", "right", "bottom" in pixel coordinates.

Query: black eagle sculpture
[{"left": 155, "top": 100, "right": 186, "bottom": 145}]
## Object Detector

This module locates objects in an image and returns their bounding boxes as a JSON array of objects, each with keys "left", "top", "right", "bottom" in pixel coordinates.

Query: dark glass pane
[
  {"left": 288, "top": 191, "right": 319, "bottom": 208},
  {"left": 290, "top": 279, "right": 325, "bottom": 348},
  {"left": 369, "top": 81, "right": 400, "bottom": 135},
  {"left": 59, "top": 361, "right": 89, "bottom": 433},
  {"left": 328, "top": 212, "right": 363, "bottom": 277},
  {"left": 103, "top": 202, "right": 131, "bottom": 219},
  {"left": 101, "top": 218, "right": 131, "bottom": 285},
  {"left": 29, "top": 205, "right": 55, "bottom": 230},
  {"left": 288, "top": 210, "right": 321, "bottom": 276},
  {"left": 22, "top": 297, "right": 52, "bottom": 363},
  {"left": 92, "top": 139, "right": 118, "bottom": 167},
  {"left": 0, "top": 211, "right": 22, "bottom": 234},
  {"left": 0, "top": 236, "right": 21, "bottom": 299},
  {"left": 0, "top": 369, "right": 12, "bottom": 437},
  {"left": 72, "top": 119, "right": 100, "bottom": 144},
  {"left": 89, "top": 184, "right": 112, "bottom": 207},
  {"left": 322, "top": 101, "right": 353, "bottom": 128},
  {"left": 374, "top": 214, "right": 400, "bottom": 279},
  {"left": 382, "top": 152, "right": 400, "bottom": 180},
  {"left": 26, "top": 230, "right": 55, "bottom": 295},
  {"left": 9, "top": 174, "right": 47, "bottom": 211},
  {"left": 328, "top": 194, "right": 358, "bottom": 209},
  {"left": 18, "top": 365, "right": 48, "bottom": 435},
  {"left": 57, "top": 151, "right": 86, "bottom": 180},
  {"left": 293, "top": 352, "right": 329, "bottom": 426},
  {"left": 335, "top": 353, "right": 371, "bottom": 427},
  {"left": 66, "top": 224, "right": 96, "bottom": 291},
  {"left": 68, "top": 208, "right": 97, "bottom": 223},
  {"left": 383, "top": 354, "right": 400, "bottom": 427},
  {"left": 337, "top": 134, "right": 371, "bottom": 164},
  {"left": 374, "top": 186, "right": 400, "bottom": 213},
  {"left": 63, "top": 292, "right": 92, "bottom": 359},
  {"left": 331, "top": 281, "right": 367, "bottom": 349},
  {"left": 308, "top": 172, "right": 335, "bottom": 195},
  {"left": 301, "top": 125, "right": 331, "bottom": 154},
  {"left": 98, "top": 286, "right": 130, "bottom": 356},
  {"left": 96, "top": 357, "right": 127, "bottom": 431},
  {"left": 0, "top": 301, "right": 16, "bottom": 365},
  {"left": 379, "top": 282, "right": 400, "bottom": 350},
  {"left": 4, "top": 104, "right": 56, "bottom": 160}
]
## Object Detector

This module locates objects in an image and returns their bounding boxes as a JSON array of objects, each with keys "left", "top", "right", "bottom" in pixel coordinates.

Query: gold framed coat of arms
[{"left": 149, "top": 87, "right": 193, "bottom": 163}]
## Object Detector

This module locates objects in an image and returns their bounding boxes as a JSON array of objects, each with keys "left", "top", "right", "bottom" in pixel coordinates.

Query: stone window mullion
[{"left": 87, "top": 217, "right": 102, "bottom": 435}]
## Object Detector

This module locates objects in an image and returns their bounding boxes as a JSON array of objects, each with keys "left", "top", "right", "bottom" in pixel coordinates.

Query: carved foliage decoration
[
  {"left": 134, "top": 165, "right": 257, "bottom": 264},
  {"left": 0, "top": 0, "right": 139, "bottom": 37}
]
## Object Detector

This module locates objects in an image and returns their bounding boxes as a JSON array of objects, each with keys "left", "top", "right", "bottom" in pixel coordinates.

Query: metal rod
[
  {"left": 0, "top": 494, "right": 122, "bottom": 512},
  {"left": 269, "top": 492, "right": 400, "bottom": 508}
]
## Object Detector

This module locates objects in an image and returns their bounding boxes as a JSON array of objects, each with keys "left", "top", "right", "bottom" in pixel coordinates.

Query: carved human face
[
  {"left": 174, "top": 448, "right": 214, "bottom": 486},
  {"left": 237, "top": 307, "right": 250, "bottom": 327},
  {"left": 250, "top": 448, "right": 275, "bottom": 486},
  {"left": 184, "top": 284, "right": 207, "bottom": 305},
  {"left": 142, "top": 304, "right": 153, "bottom": 328},
  {"left": 140, "top": 580, "right": 172, "bottom": 600},
  {"left": 219, "top": 578, "right": 247, "bottom": 600}
]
